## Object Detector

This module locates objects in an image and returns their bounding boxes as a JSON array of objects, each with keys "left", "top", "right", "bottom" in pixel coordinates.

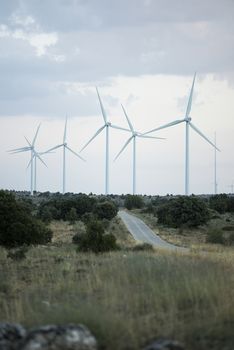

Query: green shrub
[
  {"left": 124, "top": 195, "right": 144, "bottom": 210},
  {"left": 209, "top": 194, "right": 229, "bottom": 214},
  {"left": 65, "top": 207, "right": 78, "bottom": 224},
  {"left": 75, "top": 220, "right": 118, "bottom": 253},
  {"left": 94, "top": 201, "right": 118, "bottom": 220},
  {"left": 206, "top": 228, "right": 224, "bottom": 244},
  {"left": 157, "top": 196, "right": 210, "bottom": 228},
  {"left": 132, "top": 243, "right": 154, "bottom": 251},
  {"left": 0, "top": 190, "right": 52, "bottom": 248}
]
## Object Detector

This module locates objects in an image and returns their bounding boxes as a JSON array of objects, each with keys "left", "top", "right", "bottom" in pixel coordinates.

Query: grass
[
  {"left": 1, "top": 240, "right": 234, "bottom": 350},
  {"left": 1, "top": 214, "right": 234, "bottom": 349}
]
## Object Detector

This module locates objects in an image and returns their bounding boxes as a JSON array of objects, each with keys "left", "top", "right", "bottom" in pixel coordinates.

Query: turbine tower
[
  {"left": 143, "top": 73, "right": 220, "bottom": 195},
  {"left": 114, "top": 105, "right": 165, "bottom": 195},
  {"left": 8, "top": 124, "right": 44, "bottom": 195},
  {"left": 80, "top": 87, "right": 131, "bottom": 195},
  {"left": 214, "top": 132, "right": 218, "bottom": 195},
  {"left": 44, "top": 117, "right": 85, "bottom": 194}
]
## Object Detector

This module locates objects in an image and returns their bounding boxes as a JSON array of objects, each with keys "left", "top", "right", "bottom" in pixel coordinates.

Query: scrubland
[{"left": 0, "top": 217, "right": 234, "bottom": 350}]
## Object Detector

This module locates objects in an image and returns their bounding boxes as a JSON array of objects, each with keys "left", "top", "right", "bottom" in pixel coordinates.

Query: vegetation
[
  {"left": 157, "top": 195, "right": 210, "bottom": 228},
  {"left": 94, "top": 201, "right": 118, "bottom": 220},
  {"left": 0, "top": 245, "right": 233, "bottom": 350},
  {"left": 74, "top": 220, "right": 118, "bottom": 253},
  {"left": 0, "top": 190, "right": 52, "bottom": 248},
  {"left": 124, "top": 194, "right": 144, "bottom": 210},
  {"left": 209, "top": 194, "right": 234, "bottom": 213}
]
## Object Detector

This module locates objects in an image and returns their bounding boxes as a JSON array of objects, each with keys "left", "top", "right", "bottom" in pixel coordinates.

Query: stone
[
  {"left": 0, "top": 323, "right": 26, "bottom": 350},
  {"left": 18, "top": 324, "right": 97, "bottom": 350},
  {"left": 144, "top": 338, "right": 185, "bottom": 350}
]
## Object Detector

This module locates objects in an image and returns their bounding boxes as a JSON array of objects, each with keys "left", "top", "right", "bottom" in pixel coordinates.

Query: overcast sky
[{"left": 0, "top": 0, "right": 233, "bottom": 195}]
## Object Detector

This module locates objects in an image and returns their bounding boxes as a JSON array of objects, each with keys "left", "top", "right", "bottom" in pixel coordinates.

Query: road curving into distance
[{"left": 118, "top": 210, "right": 189, "bottom": 252}]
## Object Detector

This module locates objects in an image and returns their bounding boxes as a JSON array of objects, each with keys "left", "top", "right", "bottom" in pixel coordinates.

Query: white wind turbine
[
  {"left": 8, "top": 124, "right": 46, "bottom": 195},
  {"left": 80, "top": 87, "right": 131, "bottom": 195},
  {"left": 114, "top": 105, "right": 165, "bottom": 195},
  {"left": 44, "top": 117, "right": 85, "bottom": 194},
  {"left": 143, "top": 73, "right": 220, "bottom": 195}
]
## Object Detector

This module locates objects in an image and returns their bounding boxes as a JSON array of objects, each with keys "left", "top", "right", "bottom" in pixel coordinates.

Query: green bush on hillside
[
  {"left": 94, "top": 201, "right": 118, "bottom": 220},
  {"left": 74, "top": 220, "right": 118, "bottom": 253},
  {"left": 157, "top": 196, "right": 210, "bottom": 228},
  {"left": 0, "top": 190, "right": 52, "bottom": 248},
  {"left": 124, "top": 195, "right": 144, "bottom": 210}
]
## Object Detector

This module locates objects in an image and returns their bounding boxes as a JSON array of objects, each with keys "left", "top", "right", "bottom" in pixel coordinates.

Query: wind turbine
[
  {"left": 114, "top": 105, "right": 165, "bottom": 195},
  {"left": 80, "top": 87, "right": 131, "bottom": 195},
  {"left": 8, "top": 124, "right": 45, "bottom": 195},
  {"left": 44, "top": 117, "right": 85, "bottom": 194},
  {"left": 143, "top": 73, "right": 220, "bottom": 195}
]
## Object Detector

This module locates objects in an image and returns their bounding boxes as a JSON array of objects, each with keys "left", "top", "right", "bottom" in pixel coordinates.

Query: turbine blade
[
  {"left": 185, "top": 72, "right": 196, "bottom": 119},
  {"left": 80, "top": 125, "right": 105, "bottom": 152},
  {"left": 44, "top": 144, "right": 64, "bottom": 153},
  {"left": 24, "top": 136, "right": 32, "bottom": 147},
  {"left": 26, "top": 157, "right": 33, "bottom": 169},
  {"left": 8, "top": 146, "right": 31, "bottom": 153},
  {"left": 114, "top": 136, "right": 133, "bottom": 161},
  {"left": 121, "top": 104, "right": 134, "bottom": 133},
  {"left": 189, "top": 122, "right": 221, "bottom": 151},
  {"left": 143, "top": 119, "right": 184, "bottom": 135},
  {"left": 96, "top": 87, "right": 107, "bottom": 123},
  {"left": 63, "top": 116, "right": 68, "bottom": 143},
  {"left": 32, "top": 123, "right": 41, "bottom": 146},
  {"left": 138, "top": 135, "right": 166, "bottom": 140},
  {"left": 34, "top": 152, "right": 48, "bottom": 167},
  {"left": 9, "top": 148, "right": 31, "bottom": 154},
  {"left": 110, "top": 124, "right": 131, "bottom": 132},
  {"left": 66, "top": 145, "right": 86, "bottom": 161}
]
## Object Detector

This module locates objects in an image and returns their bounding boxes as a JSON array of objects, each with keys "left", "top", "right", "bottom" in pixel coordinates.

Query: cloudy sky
[{"left": 0, "top": 0, "right": 233, "bottom": 195}]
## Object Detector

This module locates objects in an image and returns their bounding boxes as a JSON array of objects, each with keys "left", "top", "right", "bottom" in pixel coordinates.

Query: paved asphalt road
[{"left": 118, "top": 210, "right": 188, "bottom": 252}]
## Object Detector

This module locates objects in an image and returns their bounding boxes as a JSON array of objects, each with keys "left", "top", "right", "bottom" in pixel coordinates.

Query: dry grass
[{"left": 1, "top": 242, "right": 234, "bottom": 350}]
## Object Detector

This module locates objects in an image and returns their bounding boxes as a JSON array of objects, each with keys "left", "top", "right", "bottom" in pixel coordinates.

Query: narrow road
[{"left": 118, "top": 210, "right": 188, "bottom": 252}]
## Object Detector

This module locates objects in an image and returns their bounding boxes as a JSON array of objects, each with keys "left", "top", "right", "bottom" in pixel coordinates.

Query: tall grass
[{"left": 1, "top": 244, "right": 234, "bottom": 350}]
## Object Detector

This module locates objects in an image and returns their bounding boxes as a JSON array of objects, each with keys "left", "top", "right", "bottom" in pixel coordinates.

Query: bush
[
  {"left": 65, "top": 207, "right": 78, "bottom": 224},
  {"left": 206, "top": 228, "right": 224, "bottom": 244},
  {"left": 124, "top": 195, "right": 144, "bottom": 210},
  {"left": 94, "top": 201, "right": 118, "bottom": 220},
  {"left": 0, "top": 190, "right": 53, "bottom": 248},
  {"left": 74, "top": 220, "right": 118, "bottom": 253},
  {"left": 209, "top": 194, "right": 229, "bottom": 214},
  {"left": 132, "top": 243, "right": 154, "bottom": 251},
  {"left": 157, "top": 196, "right": 210, "bottom": 228}
]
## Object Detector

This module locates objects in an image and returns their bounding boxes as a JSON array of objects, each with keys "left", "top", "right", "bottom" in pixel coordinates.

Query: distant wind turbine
[
  {"left": 114, "top": 105, "right": 165, "bottom": 195},
  {"left": 8, "top": 124, "right": 45, "bottom": 195},
  {"left": 143, "top": 73, "right": 220, "bottom": 195},
  {"left": 44, "top": 117, "right": 85, "bottom": 194},
  {"left": 80, "top": 87, "right": 131, "bottom": 195}
]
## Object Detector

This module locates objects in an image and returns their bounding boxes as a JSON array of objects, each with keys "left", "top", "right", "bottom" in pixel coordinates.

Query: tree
[
  {"left": 0, "top": 190, "right": 52, "bottom": 248},
  {"left": 74, "top": 220, "right": 118, "bottom": 253},
  {"left": 124, "top": 195, "right": 144, "bottom": 210},
  {"left": 94, "top": 201, "right": 118, "bottom": 220},
  {"left": 209, "top": 194, "right": 229, "bottom": 214},
  {"left": 157, "top": 196, "right": 210, "bottom": 228},
  {"left": 65, "top": 207, "right": 78, "bottom": 224}
]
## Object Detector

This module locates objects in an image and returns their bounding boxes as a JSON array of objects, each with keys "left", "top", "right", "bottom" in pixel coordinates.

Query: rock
[
  {"left": 0, "top": 323, "right": 26, "bottom": 350},
  {"left": 18, "top": 324, "right": 97, "bottom": 350},
  {"left": 144, "top": 338, "right": 184, "bottom": 350}
]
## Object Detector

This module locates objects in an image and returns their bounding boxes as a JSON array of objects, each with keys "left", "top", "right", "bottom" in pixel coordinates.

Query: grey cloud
[{"left": 0, "top": 0, "right": 233, "bottom": 118}]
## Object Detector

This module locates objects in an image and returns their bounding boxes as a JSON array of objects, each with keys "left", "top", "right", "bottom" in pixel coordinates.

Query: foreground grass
[{"left": 0, "top": 243, "right": 234, "bottom": 350}]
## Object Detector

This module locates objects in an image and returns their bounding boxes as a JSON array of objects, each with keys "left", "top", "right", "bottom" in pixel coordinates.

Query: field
[{"left": 1, "top": 216, "right": 234, "bottom": 350}]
